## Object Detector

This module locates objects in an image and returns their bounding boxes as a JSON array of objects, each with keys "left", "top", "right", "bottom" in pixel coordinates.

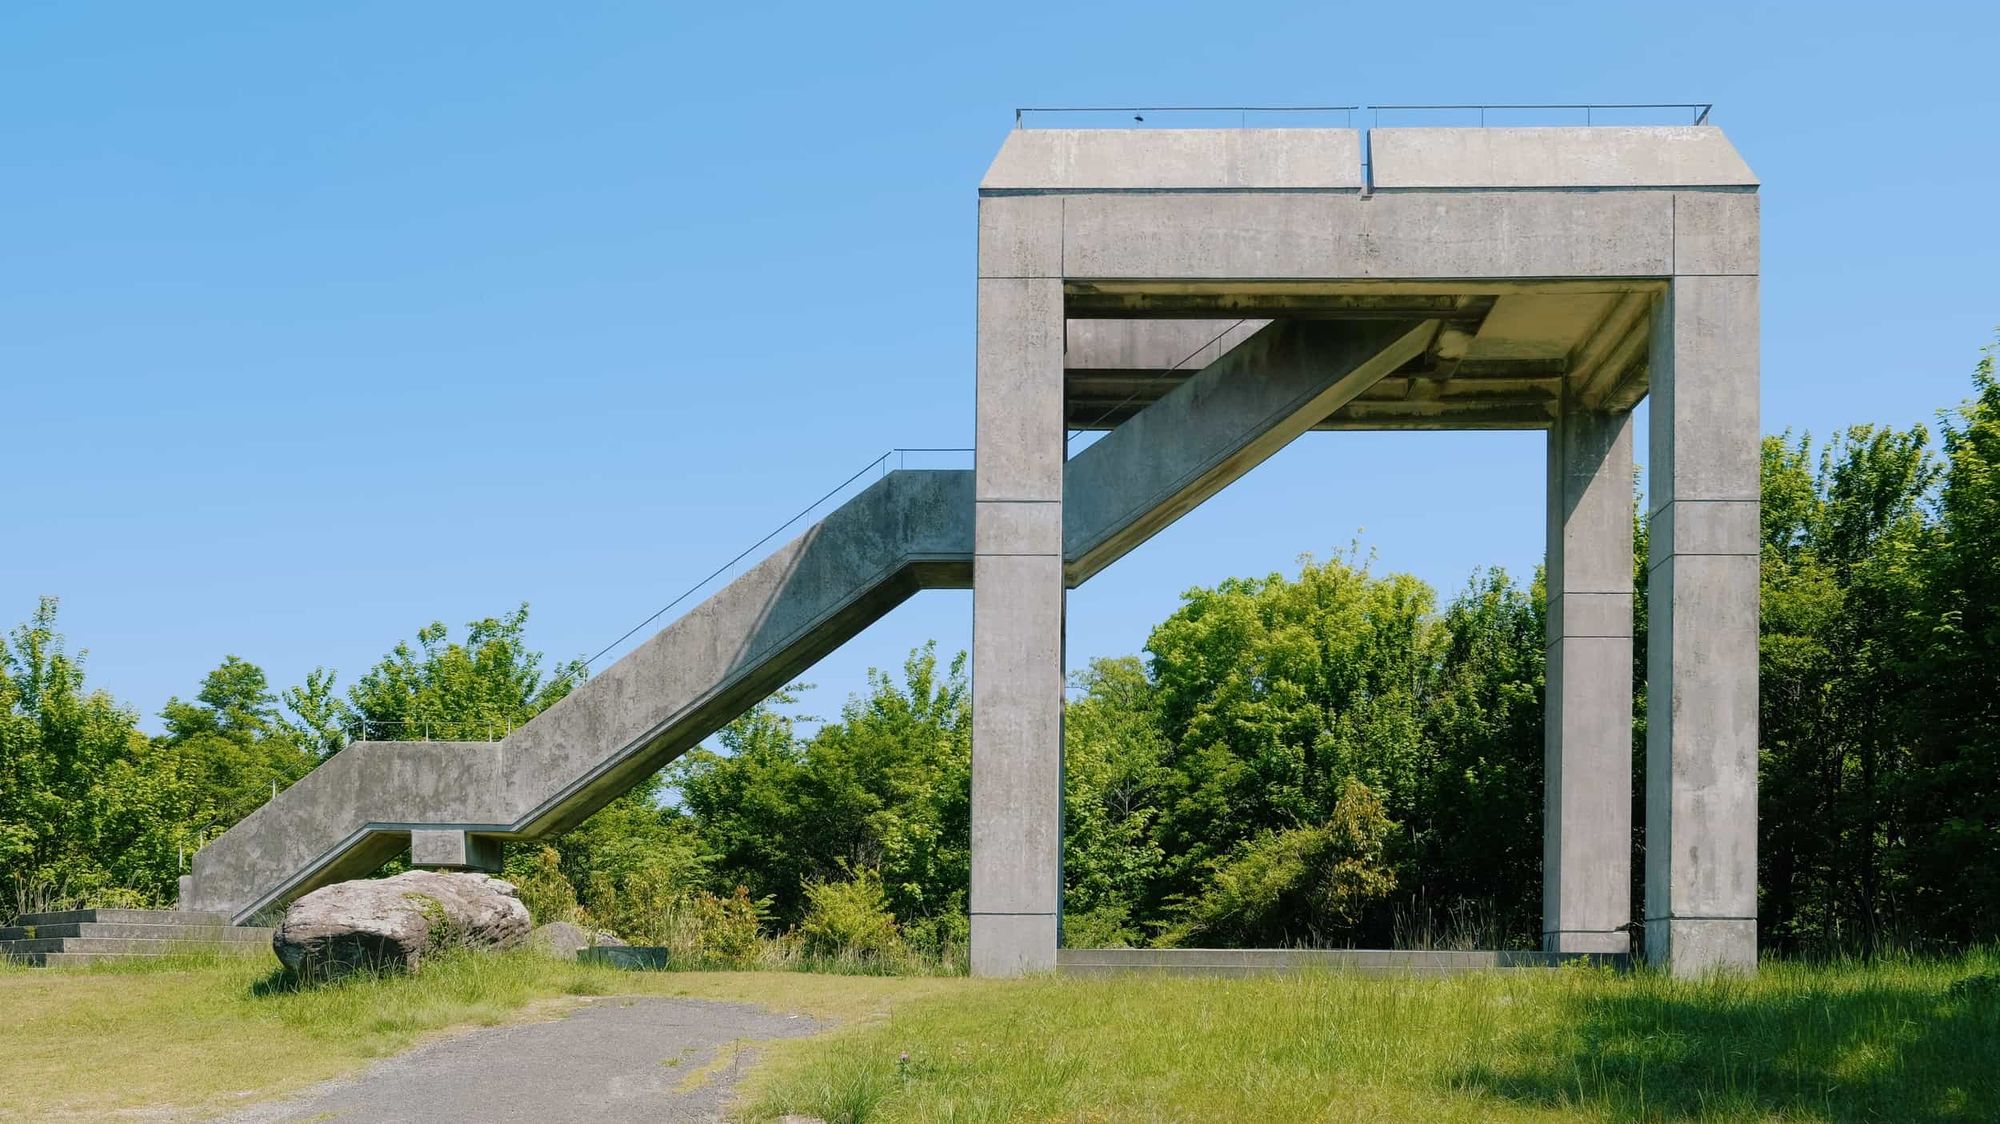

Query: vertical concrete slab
[
  {"left": 1544, "top": 408, "right": 1636, "bottom": 954},
  {"left": 972, "top": 196, "right": 1065, "bottom": 976},
  {"left": 1645, "top": 273, "right": 1760, "bottom": 976}
]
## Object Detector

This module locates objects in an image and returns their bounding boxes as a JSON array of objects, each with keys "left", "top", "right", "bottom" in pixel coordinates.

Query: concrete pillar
[
  {"left": 970, "top": 196, "right": 1065, "bottom": 976},
  {"left": 1543, "top": 406, "right": 1635, "bottom": 954},
  {"left": 1644, "top": 275, "right": 1760, "bottom": 975}
]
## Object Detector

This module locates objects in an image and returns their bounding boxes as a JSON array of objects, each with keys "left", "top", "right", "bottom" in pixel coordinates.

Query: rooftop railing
[{"left": 1014, "top": 103, "right": 1712, "bottom": 128}]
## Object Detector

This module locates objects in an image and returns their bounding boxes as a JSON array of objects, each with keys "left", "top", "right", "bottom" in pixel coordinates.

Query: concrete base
[
  {"left": 411, "top": 829, "right": 503, "bottom": 871},
  {"left": 1644, "top": 918, "right": 1757, "bottom": 977},
  {"left": 1059, "top": 948, "right": 1629, "bottom": 977},
  {"left": 970, "top": 913, "right": 1058, "bottom": 976}
]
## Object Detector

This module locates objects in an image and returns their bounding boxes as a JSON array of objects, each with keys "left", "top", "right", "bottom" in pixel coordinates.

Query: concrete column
[
  {"left": 1644, "top": 274, "right": 1760, "bottom": 975},
  {"left": 1543, "top": 406, "right": 1635, "bottom": 954},
  {"left": 970, "top": 196, "right": 1065, "bottom": 976}
]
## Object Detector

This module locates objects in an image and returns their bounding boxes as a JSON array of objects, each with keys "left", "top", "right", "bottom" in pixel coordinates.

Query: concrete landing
[{"left": 1057, "top": 948, "right": 1628, "bottom": 978}]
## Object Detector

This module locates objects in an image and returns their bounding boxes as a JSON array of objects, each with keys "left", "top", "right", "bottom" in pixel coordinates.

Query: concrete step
[
  {"left": 2, "top": 951, "right": 211, "bottom": 968},
  {"left": 0, "top": 921, "right": 273, "bottom": 942},
  {"left": 7, "top": 907, "right": 234, "bottom": 928},
  {"left": 0, "top": 935, "right": 276, "bottom": 957},
  {"left": 1055, "top": 948, "right": 1628, "bottom": 976}
]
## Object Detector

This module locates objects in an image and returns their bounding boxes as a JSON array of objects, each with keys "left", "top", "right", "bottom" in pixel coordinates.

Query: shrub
[
  {"left": 797, "top": 870, "right": 904, "bottom": 962},
  {"left": 1164, "top": 776, "right": 1398, "bottom": 947},
  {"left": 510, "top": 846, "right": 579, "bottom": 924}
]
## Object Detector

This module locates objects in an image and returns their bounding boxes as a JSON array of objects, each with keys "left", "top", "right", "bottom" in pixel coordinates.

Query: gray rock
[
  {"left": 274, "top": 870, "right": 530, "bottom": 977},
  {"left": 526, "top": 920, "right": 628, "bottom": 959}
]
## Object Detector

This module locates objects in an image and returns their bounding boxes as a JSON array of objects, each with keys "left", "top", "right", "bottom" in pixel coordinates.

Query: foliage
[
  {"left": 796, "top": 869, "right": 905, "bottom": 962},
  {"left": 673, "top": 643, "right": 970, "bottom": 930},
  {"left": 1162, "top": 776, "right": 1399, "bottom": 947}
]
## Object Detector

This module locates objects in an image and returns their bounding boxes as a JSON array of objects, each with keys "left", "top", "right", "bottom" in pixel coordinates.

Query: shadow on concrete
[{"left": 1450, "top": 970, "right": 2000, "bottom": 1122}]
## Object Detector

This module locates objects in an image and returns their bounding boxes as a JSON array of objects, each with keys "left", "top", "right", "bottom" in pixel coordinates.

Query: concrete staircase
[
  {"left": 184, "top": 317, "right": 1436, "bottom": 926},
  {"left": 1, "top": 908, "right": 275, "bottom": 967}
]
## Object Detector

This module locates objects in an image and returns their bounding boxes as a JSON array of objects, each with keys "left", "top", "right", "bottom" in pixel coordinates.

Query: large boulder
[{"left": 274, "top": 870, "right": 531, "bottom": 977}]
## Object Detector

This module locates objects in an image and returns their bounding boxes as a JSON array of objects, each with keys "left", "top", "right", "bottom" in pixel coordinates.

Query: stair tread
[
  {"left": 0, "top": 921, "right": 272, "bottom": 941},
  {"left": 8, "top": 908, "right": 234, "bottom": 928}
]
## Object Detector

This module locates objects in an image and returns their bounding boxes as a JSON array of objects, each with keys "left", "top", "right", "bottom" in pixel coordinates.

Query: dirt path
[{"left": 223, "top": 996, "right": 828, "bottom": 1123}]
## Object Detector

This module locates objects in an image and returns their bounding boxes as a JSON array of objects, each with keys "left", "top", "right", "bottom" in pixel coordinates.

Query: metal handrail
[
  {"left": 340, "top": 446, "right": 973, "bottom": 745},
  {"left": 1013, "top": 102, "right": 1713, "bottom": 128},
  {"left": 1366, "top": 102, "right": 1712, "bottom": 126},
  {"left": 554, "top": 446, "right": 972, "bottom": 687},
  {"left": 1017, "top": 105, "right": 1360, "bottom": 127}
]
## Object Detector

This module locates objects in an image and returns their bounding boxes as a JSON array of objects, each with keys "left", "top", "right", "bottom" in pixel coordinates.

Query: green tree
[
  {"left": 0, "top": 597, "right": 150, "bottom": 909},
  {"left": 1902, "top": 336, "right": 2000, "bottom": 945}
]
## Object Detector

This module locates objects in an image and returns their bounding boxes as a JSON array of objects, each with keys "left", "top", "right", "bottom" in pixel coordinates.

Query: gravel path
[{"left": 223, "top": 996, "right": 829, "bottom": 1123}]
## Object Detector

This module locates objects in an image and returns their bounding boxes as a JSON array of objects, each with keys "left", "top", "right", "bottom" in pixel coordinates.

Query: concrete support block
[
  {"left": 1543, "top": 408, "right": 1635, "bottom": 955},
  {"left": 410, "top": 829, "right": 503, "bottom": 872},
  {"left": 1645, "top": 273, "right": 1760, "bottom": 977}
]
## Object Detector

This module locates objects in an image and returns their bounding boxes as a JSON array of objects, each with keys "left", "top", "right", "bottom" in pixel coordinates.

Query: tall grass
[{"left": 745, "top": 950, "right": 2000, "bottom": 1123}]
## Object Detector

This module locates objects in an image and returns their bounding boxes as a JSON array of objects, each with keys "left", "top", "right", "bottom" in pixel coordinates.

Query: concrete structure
[{"left": 185, "top": 122, "right": 1759, "bottom": 980}]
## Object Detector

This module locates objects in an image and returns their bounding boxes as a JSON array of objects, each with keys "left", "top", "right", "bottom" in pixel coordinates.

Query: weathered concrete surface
[
  {"left": 1645, "top": 270, "right": 1761, "bottom": 977},
  {"left": 972, "top": 205, "right": 1067, "bottom": 975},
  {"left": 226, "top": 997, "right": 828, "bottom": 1124},
  {"left": 273, "top": 871, "right": 530, "bottom": 976},
  {"left": 1543, "top": 407, "right": 1636, "bottom": 955},
  {"left": 1370, "top": 127, "right": 1758, "bottom": 189}
]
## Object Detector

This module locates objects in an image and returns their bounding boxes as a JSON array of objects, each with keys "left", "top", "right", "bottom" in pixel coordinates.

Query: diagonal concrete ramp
[
  {"left": 1064, "top": 318, "right": 1437, "bottom": 583},
  {"left": 187, "top": 319, "right": 1433, "bottom": 925}
]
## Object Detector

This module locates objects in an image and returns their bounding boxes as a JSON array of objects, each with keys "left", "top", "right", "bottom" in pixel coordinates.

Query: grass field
[
  {"left": 3, "top": 950, "right": 1995, "bottom": 1122},
  {"left": 0, "top": 951, "right": 952, "bottom": 1121},
  {"left": 741, "top": 952, "right": 2000, "bottom": 1123}
]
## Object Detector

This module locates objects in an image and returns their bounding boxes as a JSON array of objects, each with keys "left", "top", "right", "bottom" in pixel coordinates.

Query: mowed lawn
[
  {"left": 742, "top": 953, "right": 2000, "bottom": 1123},
  {"left": 4, "top": 950, "right": 1996, "bottom": 1122}
]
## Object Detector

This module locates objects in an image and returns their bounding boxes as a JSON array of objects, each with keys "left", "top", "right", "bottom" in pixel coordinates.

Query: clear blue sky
[{"left": 5, "top": 1, "right": 1996, "bottom": 732}]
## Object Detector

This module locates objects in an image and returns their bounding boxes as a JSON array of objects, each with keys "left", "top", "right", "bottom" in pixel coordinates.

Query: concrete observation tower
[{"left": 187, "top": 112, "right": 1760, "bottom": 979}]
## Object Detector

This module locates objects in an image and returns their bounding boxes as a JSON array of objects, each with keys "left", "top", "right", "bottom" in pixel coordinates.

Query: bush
[
  {"left": 1164, "top": 777, "right": 1398, "bottom": 947},
  {"left": 797, "top": 870, "right": 904, "bottom": 962},
  {"left": 510, "top": 846, "right": 579, "bottom": 924}
]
